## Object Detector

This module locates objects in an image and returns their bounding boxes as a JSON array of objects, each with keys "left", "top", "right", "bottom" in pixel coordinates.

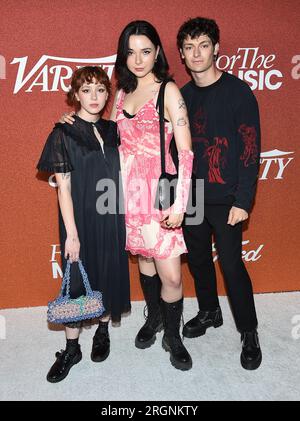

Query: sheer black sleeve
[{"left": 37, "top": 126, "right": 74, "bottom": 173}]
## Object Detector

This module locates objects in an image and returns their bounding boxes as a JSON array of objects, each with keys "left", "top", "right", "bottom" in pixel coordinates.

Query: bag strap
[
  {"left": 157, "top": 80, "right": 168, "bottom": 174},
  {"left": 59, "top": 260, "right": 71, "bottom": 298},
  {"left": 78, "top": 260, "right": 93, "bottom": 296},
  {"left": 59, "top": 259, "right": 93, "bottom": 298}
]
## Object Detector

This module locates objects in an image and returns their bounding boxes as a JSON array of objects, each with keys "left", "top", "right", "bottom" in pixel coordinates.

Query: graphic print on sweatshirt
[
  {"left": 193, "top": 108, "right": 207, "bottom": 135},
  {"left": 238, "top": 124, "right": 258, "bottom": 167},
  {"left": 192, "top": 107, "right": 228, "bottom": 184}
]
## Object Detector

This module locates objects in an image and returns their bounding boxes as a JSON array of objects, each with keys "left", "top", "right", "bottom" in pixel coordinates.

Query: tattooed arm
[
  {"left": 164, "top": 82, "right": 192, "bottom": 150},
  {"left": 55, "top": 172, "right": 80, "bottom": 262},
  {"left": 162, "top": 82, "right": 194, "bottom": 228}
]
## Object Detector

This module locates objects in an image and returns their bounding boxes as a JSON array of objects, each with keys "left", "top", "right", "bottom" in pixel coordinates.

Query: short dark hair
[
  {"left": 115, "top": 20, "right": 171, "bottom": 93},
  {"left": 66, "top": 66, "right": 111, "bottom": 110},
  {"left": 177, "top": 17, "right": 220, "bottom": 50}
]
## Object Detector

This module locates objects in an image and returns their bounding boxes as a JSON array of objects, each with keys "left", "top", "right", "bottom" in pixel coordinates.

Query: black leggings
[{"left": 183, "top": 203, "right": 258, "bottom": 332}]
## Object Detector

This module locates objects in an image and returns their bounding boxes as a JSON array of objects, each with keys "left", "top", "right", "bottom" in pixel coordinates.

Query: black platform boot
[
  {"left": 46, "top": 342, "right": 82, "bottom": 383},
  {"left": 135, "top": 273, "right": 163, "bottom": 349},
  {"left": 161, "top": 298, "right": 192, "bottom": 371},
  {"left": 240, "top": 330, "right": 262, "bottom": 370},
  {"left": 91, "top": 321, "right": 110, "bottom": 362},
  {"left": 182, "top": 307, "right": 223, "bottom": 338}
]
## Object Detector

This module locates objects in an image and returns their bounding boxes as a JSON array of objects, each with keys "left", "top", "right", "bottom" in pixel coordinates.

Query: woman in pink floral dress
[{"left": 111, "top": 21, "right": 194, "bottom": 371}]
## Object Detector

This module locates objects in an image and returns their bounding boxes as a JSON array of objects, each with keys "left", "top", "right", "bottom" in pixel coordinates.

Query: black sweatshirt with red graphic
[{"left": 181, "top": 71, "right": 261, "bottom": 212}]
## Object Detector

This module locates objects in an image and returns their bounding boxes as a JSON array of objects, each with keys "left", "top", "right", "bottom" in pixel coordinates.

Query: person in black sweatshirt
[{"left": 177, "top": 17, "right": 262, "bottom": 370}]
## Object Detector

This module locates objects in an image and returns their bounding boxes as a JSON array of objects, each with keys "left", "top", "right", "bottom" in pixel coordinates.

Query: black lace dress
[{"left": 37, "top": 115, "right": 131, "bottom": 324}]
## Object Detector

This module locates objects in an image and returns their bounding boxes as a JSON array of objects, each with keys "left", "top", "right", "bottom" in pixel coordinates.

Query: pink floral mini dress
[{"left": 116, "top": 87, "right": 194, "bottom": 260}]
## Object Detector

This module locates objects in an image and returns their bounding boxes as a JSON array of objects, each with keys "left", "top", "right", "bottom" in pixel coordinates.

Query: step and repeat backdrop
[{"left": 0, "top": 0, "right": 299, "bottom": 308}]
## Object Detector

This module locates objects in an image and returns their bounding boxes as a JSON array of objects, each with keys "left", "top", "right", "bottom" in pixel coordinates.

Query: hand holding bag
[
  {"left": 154, "top": 80, "right": 178, "bottom": 210},
  {"left": 47, "top": 259, "right": 105, "bottom": 324}
]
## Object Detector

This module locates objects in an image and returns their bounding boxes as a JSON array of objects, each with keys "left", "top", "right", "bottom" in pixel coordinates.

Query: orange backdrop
[{"left": 1, "top": 0, "right": 300, "bottom": 309}]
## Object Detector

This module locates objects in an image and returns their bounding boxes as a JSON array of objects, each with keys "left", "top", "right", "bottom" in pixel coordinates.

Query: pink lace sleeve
[{"left": 173, "top": 149, "right": 194, "bottom": 214}]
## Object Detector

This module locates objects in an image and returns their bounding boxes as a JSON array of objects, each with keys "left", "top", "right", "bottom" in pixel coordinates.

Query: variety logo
[
  {"left": 52, "top": 238, "right": 263, "bottom": 282},
  {"left": 213, "top": 239, "right": 263, "bottom": 263},
  {"left": 217, "top": 47, "right": 283, "bottom": 90},
  {"left": 10, "top": 54, "right": 116, "bottom": 94},
  {"left": 10, "top": 48, "right": 284, "bottom": 93},
  {"left": 259, "top": 149, "right": 294, "bottom": 180}
]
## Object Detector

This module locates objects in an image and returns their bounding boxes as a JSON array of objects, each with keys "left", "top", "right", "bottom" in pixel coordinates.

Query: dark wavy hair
[
  {"left": 115, "top": 20, "right": 171, "bottom": 93},
  {"left": 177, "top": 17, "right": 220, "bottom": 50}
]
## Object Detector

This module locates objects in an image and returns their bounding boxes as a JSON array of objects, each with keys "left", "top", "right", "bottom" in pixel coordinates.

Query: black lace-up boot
[
  {"left": 240, "top": 330, "right": 262, "bottom": 370},
  {"left": 161, "top": 298, "right": 192, "bottom": 371},
  {"left": 182, "top": 307, "right": 223, "bottom": 338},
  {"left": 46, "top": 343, "right": 82, "bottom": 383},
  {"left": 91, "top": 321, "right": 110, "bottom": 362},
  {"left": 135, "top": 273, "right": 163, "bottom": 349}
]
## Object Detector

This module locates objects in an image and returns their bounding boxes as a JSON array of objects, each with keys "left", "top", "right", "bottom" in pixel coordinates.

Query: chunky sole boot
[
  {"left": 135, "top": 273, "right": 163, "bottom": 350},
  {"left": 46, "top": 348, "right": 82, "bottom": 383},
  {"left": 135, "top": 322, "right": 163, "bottom": 349},
  {"left": 162, "top": 336, "right": 192, "bottom": 371},
  {"left": 183, "top": 308, "right": 223, "bottom": 338},
  {"left": 240, "top": 352, "right": 262, "bottom": 370},
  {"left": 240, "top": 330, "right": 262, "bottom": 370},
  {"left": 161, "top": 298, "right": 193, "bottom": 371}
]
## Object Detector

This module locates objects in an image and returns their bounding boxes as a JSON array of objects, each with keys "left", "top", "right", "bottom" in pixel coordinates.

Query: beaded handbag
[{"left": 47, "top": 259, "right": 105, "bottom": 324}]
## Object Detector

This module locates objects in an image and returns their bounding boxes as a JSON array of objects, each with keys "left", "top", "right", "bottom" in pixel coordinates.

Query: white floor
[{"left": 0, "top": 292, "right": 300, "bottom": 401}]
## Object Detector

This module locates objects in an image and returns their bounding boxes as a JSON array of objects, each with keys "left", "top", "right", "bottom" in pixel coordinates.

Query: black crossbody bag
[{"left": 154, "top": 81, "right": 178, "bottom": 210}]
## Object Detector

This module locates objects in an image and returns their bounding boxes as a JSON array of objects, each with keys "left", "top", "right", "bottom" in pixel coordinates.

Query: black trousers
[{"left": 183, "top": 203, "right": 258, "bottom": 332}]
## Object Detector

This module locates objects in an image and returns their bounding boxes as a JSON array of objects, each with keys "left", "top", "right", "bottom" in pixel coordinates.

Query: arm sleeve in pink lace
[{"left": 173, "top": 149, "right": 194, "bottom": 214}]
